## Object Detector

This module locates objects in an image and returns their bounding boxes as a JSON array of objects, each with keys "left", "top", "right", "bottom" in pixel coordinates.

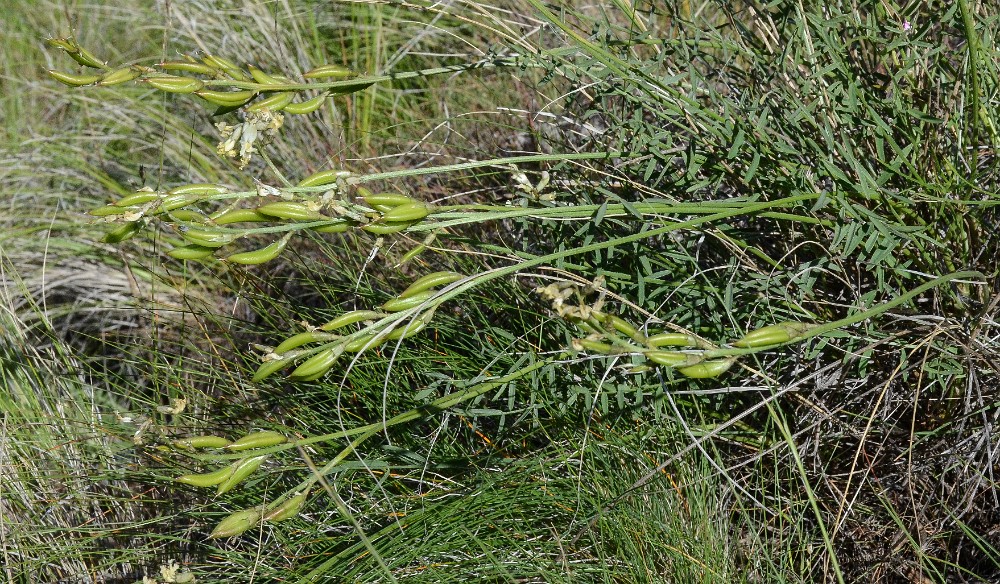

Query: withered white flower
[{"left": 215, "top": 109, "right": 284, "bottom": 169}]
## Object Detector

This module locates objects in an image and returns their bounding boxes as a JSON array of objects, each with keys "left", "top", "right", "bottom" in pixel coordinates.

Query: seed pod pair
[
  {"left": 732, "top": 322, "right": 813, "bottom": 348},
  {"left": 46, "top": 38, "right": 105, "bottom": 69},
  {"left": 216, "top": 455, "right": 268, "bottom": 495},
  {"left": 289, "top": 346, "right": 343, "bottom": 380},
  {"left": 209, "top": 507, "right": 262, "bottom": 539},
  {"left": 103, "top": 222, "right": 142, "bottom": 243},
  {"left": 399, "top": 271, "right": 463, "bottom": 299}
]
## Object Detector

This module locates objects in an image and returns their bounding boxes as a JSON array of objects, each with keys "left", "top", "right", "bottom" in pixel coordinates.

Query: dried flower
[{"left": 215, "top": 110, "right": 284, "bottom": 168}]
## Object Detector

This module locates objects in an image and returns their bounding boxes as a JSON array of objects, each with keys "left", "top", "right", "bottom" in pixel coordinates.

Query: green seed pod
[
  {"left": 274, "top": 331, "right": 338, "bottom": 355},
  {"left": 90, "top": 205, "right": 130, "bottom": 217},
  {"left": 67, "top": 45, "right": 106, "bottom": 69},
  {"left": 145, "top": 76, "right": 205, "bottom": 93},
  {"left": 289, "top": 347, "right": 342, "bottom": 379},
  {"left": 311, "top": 221, "right": 352, "bottom": 233},
  {"left": 157, "top": 193, "right": 202, "bottom": 213},
  {"left": 676, "top": 358, "right": 736, "bottom": 379},
  {"left": 382, "top": 202, "right": 431, "bottom": 223},
  {"left": 605, "top": 315, "right": 645, "bottom": 342},
  {"left": 645, "top": 332, "right": 698, "bottom": 348},
  {"left": 225, "top": 237, "right": 289, "bottom": 265},
  {"left": 297, "top": 169, "right": 351, "bottom": 188},
  {"left": 283, "top": 93, "right": 328, "bottom": 115},
  {"left": 256, "top": 202, "right": 325, "bottom": 221},
  {"left": 158, "top": 60, "right": 218, "bottom": 75},
  {"left": 361, "top": 192, "right": 415, "bottom": 209},
  {"left": 578, "top": 339, "right": 614, "bottom": 354},
  {"left": 201, "top": 54, "right": 251, "bottom": 81},
  {"left": 303, "top": 64, "right": 356, "bottom": 79},
  {"left": 246, "top": 92, "right": 295, "bottom": 112},
  {"left": 209, "top": 507, "right": 262, "bottom": 539},
  {"left": 47, "top": 70, "right": 101, "bottom": 86},
  {"left": 98, "top": 66, "right": 141, "bottom": 86},
  {"left": 168, "top": 183, "right": 228, "bottom": 196},
  {"left": 45, "top": 37, "right": 77, "bottom": 51},
  {"left": 399, "top": 243, "right": 427, "bottom": 265},
  {"left": 181, "top": 227, "right": 236, "bottom": 248},
  {"left": 382, "top": 290, "right": 435, "bottom": 312},
  {"left": 195, "top": 89, "right": 257, "bottom": 106},
  {"left": 343, "top": 334, "right": 381, "bottom": 353},
  {"left": 227, "top": 431, "right": 287, "bottom": 452},
  {"left": 173, "top": 435, "right": 232, "bottom": 449},
  {"left": 46, "top": 38, "right": 105, "bottom": 69},
  {"left": 252, "top": 356, "right": 294, "bottom": 383},
  {"left": 385, "top": 319, "right": 428, "bottom": 340},
  {"left": 211, "top": 208, "right": 271, "bottom": 225},
  {"left": 175, "top": 465, "right": 235, "bottom": 488},
  {"left": 644, "top": 350, "right": 694, "bottom": 367},
  {"left": 103, "top": 222, "right": 141, "bottom": 243},
  {"left": 217, "top": 455, "right": 268, "bottom": 495},
  {"left": 319, "top": 310, "right": 385, "bottom": 332},
  {"left": 114, "top": 191, "right": 160, "bottom": 207},
  {"left": 263, "top": 491, "right": 309, "bottom": 522},
  {"left": 732, "top": 322, "right": 813, "bottom": 348},
  {"left": 247, "top": 64, "right": 284, "bottom": 85},
  {"left": 399, "top": 271, "right": 463, "bottom": 299},
  {"left": 361, "top": 221, "right": 417, "bottom": 235},
  {"left": 167, "top": 244, "right": 216, "bottom": 260}
]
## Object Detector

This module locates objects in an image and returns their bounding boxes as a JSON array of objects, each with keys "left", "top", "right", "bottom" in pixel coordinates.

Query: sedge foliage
[{"left": 2, "top": 1, "right": 1000, "bottom": 583}]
